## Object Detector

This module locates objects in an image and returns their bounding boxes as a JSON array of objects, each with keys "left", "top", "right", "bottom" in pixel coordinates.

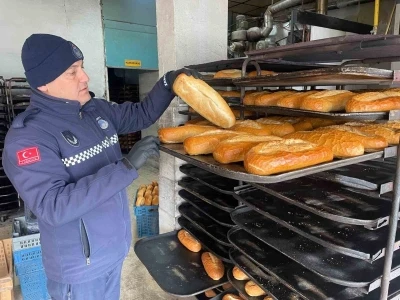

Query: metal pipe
[
  {"left": 380, "top": 145, "right": 400, "bottom": 299},
  {"left": 317, "top": 0, "right": 328, "bottom": 14},
  {"left": 373, "top": 0, "right": 380, "bottom": 34}
]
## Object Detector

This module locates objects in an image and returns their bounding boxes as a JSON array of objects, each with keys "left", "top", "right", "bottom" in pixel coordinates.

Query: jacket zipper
[{"left": 80, "top": 219, "right": 91, "bottom": 265}]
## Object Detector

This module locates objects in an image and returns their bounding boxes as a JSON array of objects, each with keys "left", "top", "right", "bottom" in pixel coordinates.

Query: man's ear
[{"left": 37, "top": 85, "right": 48, "bottom": 93}]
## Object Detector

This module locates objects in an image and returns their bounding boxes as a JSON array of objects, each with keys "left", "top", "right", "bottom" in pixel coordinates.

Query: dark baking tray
[
  {"left": 201, "top": 76, "right": 236, "bottom": 87},
  {"left": 231, "top": 205, "right": 400, "bottom": 262},
  {"left": 312, "top": 163, "right": 394, "bottom": 194},
  {"left": 234, "top": 105, "right": 391, "bottom": 121},
  {"left": 227, "top": 267, "right": 264, "bottom": 300},
  {"left": 180, "top": 164, "right": 245, "bottom": 195},
  {"left": 178, "top": 177, "right": 238, "bottom": 212},
  {"left": 161, "top": 144, "right": 385, "bottom": 184},
  {"left": 229, "top": 228, "right": 399, "bottom": 299},
  {"left": 228, "top": 219, "right": 400, "bottom": 289},
  {"left": 250, "top": 177, "right": 395, "bottom": 229},
  {"left": 178, "top": 216, "right": 231, "bottom": 263},
  {"left": 179, "top": 189, "right": 235, "bottom": 227},
  {"left": 229, "top": 249, "right": 303, "bottom": 300},
  {"left": 179, "top": 202, "right": 231, "bottom": 246},
  {"left": 134, "top": 230, "right": 229, "bottom": 297}
]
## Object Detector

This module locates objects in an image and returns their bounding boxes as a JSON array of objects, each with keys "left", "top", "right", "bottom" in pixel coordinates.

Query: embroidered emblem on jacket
[{"left": 62, "top": 131, "right": 80, "bottom": 147}]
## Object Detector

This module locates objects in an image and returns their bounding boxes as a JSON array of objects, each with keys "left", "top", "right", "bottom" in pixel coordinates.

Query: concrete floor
[{"left": 5, "top": 162, "right": 196, "bottom": 300}]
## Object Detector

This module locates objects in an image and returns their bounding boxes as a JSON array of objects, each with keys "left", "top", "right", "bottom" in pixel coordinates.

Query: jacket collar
[{"left": 30, "top": 89, "right": 96, "bottom": 118}]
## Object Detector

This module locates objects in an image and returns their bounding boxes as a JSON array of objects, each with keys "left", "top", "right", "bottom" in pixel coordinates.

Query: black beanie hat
[{"left": 21, "top": 34, "right": 84, "bottom": 88}]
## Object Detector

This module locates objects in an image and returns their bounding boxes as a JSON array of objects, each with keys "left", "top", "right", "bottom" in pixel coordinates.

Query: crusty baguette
[
  {"left": 383, "top": 121, "right": 400, "bottom": 130},
  {"left": 151, "top": 195, "right": 159, "bottom": 206},
  {"left": 135, "top": 196, "right": 145, "bottom": 207},
  {"left": 300, "top": 90, "right": 355, "bottom": 112},
  {"left": 184, "top": 130, "right": 244, "bottom": 155},
  {"left": 315, "top": 125, "right": 388, "bottom": 151},
  {"left": 205, "top": 289, "right": 217, "bottom": 297},
  {"left": 255, "top": 90, "right": 297, "bottom": 106},
  {"left": 346, "top": 92, "right": 400, "bottom": 112},
  {"left": 232, "top": 266, "right": 249, "bottom": 280},
  {"left": 217, "top": 90, "right": 241, "bottom": 97},
  {"left": 247, "top": 70, "right": 276, "bottom": 77},
  {"left": 214, "top": 69, "right": 242, "bottom": 78},
  {"left": 255, "top": 118, "right": 295, "bottom": 136},
  {"left": 244, "top": 139, "right": 333, "bottom": 175},
  {"left": 144, "top": 195, "right": 152, "bottom": 206},
  {"left": 158, "top": 125, "right": 217, "bottom": 143},
  {"left": 173, "top": 74, "right": 236, "bottom": 128},
  {"left": 144, "top": 190, "right": 152, "bottom": 198},
  {"left": 137, "top": 187, "right": 146, "bottom": 197},
  {"left": 178, "top": 230, "right": 201, "bottom": 252},
  {"left": 213, "top": 135, "right": 282, "bottom": 164},
  {"left": 152, "top": 186, "right": 159, "bottom": 196},
  {"left": 276, "top": 90, "right": 321, "bottom": 109},
  {"left": 201, "top": 252, "right": 225, "bottom": 280},
  {"left": 230, "top": 120, "right": 273, "bottom": 136},
  {"left": 345, "top": 122, "right": 400, "bottom": 144},
  {"left": 301, "top": 117, "right": 338, "bottom": 129},
  {"left": 263, "top": 116, "right": 313, "bottom": 131},
  {"left": 222, "top": 294, "right": 243, "bottom": 300},
  {"left": 285, "top": 131, "right": 365, "bottom": 158},
  {"left": 243, "top": 91, "right": 270, "bottom": 106},
  {"left": 245, "top": 281, "right": 266, "bottom": 297}
]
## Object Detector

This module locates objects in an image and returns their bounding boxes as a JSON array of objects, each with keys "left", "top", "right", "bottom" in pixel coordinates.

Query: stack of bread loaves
[{"left": 135, "top": 181, "right": 159, "bottom": 206}]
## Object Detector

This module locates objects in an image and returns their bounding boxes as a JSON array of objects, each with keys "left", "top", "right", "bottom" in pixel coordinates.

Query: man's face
[{"left": 37, "top": 60, "right": 91, "bottom": 105}]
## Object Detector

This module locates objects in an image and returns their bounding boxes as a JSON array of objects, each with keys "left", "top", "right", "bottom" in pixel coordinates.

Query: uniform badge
[
  {"left": 62, "top": 131, "right": 80, "bottom": 147},
  {"left": 96, "top": 117, "right": 109, "bottom": 130},
  {"left": 17, "top": 147, "right": 41, "bottom": 166}
]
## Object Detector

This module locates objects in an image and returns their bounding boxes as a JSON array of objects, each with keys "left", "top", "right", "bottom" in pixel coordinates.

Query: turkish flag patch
[{"left": 17, "top": 147, "right": 41, "bottom": 166}]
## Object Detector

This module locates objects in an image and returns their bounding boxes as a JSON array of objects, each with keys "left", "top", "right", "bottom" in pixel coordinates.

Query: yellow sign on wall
[{"left": 125, "top": 60, "right": 142, "bottom": 68}]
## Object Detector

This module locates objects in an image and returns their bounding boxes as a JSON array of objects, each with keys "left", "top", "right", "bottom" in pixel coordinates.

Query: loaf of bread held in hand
[
  {"left": 201, "top": 252, "right": 225, "bottom": 280},
  {"left": 177, "top": 230, "right": 201, "bottom": 252},
  {"left": 158, "top": 125, "right": 217, "bottom": 143},
  {"left": 300, "top": 90, "right": 355, "bottom": 112},
  {"left": 244, "top": 139, "right": 333, "bottom": 175},
  {"left": 173, "top": 74, "right": 236, "bottom": 128}
]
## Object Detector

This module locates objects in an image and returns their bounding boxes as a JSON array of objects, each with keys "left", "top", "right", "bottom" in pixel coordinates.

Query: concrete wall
[
  {"left": 139, "top": 71, "right": 160, "bottom": 138},
  {"left": 0, "top": 0, "right": 107, "bottom": 98}
]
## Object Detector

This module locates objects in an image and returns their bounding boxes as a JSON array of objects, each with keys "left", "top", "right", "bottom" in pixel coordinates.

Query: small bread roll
[
  {"left": 245, "top": 281, "right": 266, "bottom": 296},
  {"left": 205, "top": 289, "right": 217, "bottom": 297},
  {"left": 264, "top": 296, "right": 273, "bottom": 300},
  {"left": 178, "top": 230, "right": 201, "bottom": 252},
  {"left": 222, "top": 294, "right": 243, "bottom": 300},
  {"left": 222, "top": 283, "right": 233, "bottom": 290},
  {"left": 144, "top": 195, "right": 152, "bottom": 206},
  {"left": 201, "top": 252, "right": 225, "bottom": 280},
  {"left": 232, "top": 266, "right": 249, "bottom": 280},
  {"left": 136, "top": 196, "right": 145, "bottom": 207},
  {"left": 151, "top": 195, "right": 159, "bottom": 206}
]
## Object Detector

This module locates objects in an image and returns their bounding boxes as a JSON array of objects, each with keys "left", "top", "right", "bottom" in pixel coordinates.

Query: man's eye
[{"left": 69, "top": 72, "right": 76, "bottom": 76}]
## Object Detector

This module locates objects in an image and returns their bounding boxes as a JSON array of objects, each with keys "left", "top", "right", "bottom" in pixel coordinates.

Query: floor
[{"left": 3, "top": 161, "right": 196, "bottom": 300}]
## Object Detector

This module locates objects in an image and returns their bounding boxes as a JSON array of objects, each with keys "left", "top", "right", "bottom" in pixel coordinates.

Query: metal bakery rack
[{"left": 135, "top": 34, "right": 400, "bottom": 300}]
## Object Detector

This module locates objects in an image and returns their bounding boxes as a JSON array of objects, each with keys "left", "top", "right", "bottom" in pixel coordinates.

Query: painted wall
[{"left": 0, "top": 0, "right": 107, "bottom": 98}]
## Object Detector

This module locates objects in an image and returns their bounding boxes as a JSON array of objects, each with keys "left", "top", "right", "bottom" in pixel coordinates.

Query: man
[{"left": 3, "top": 34, "right": 199, "bottom": 299}]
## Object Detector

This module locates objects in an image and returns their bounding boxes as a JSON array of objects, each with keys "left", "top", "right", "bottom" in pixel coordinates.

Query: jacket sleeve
[
  {"left": 2, "top": 137, "right": 138, "bottom": 227},
  {"left": 103, "top": 75, "right": 175, "bottom": 135}
]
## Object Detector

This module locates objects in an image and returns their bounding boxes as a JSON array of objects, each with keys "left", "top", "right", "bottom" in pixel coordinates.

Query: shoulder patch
[
  {"left": 16, "top": 147, "right": 41, "bottom": 166},
  {"left": 12, "top": 108, "right": 40, "bottom": 129}
]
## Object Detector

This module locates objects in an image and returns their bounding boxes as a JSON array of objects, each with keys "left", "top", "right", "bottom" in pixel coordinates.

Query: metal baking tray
[
  {"left": 201, "top": 76, "right": 236, "bottom": 87},
  {"left": 229, "top": 249, "right": 303, "bottom": 300},
  {"left": 178, "top": 216, "right": 231, "bottom": 263},
  {"left": 179, "top": 202, "right": 231, "bottom": 246},
  {"left": 234, "top": 105, "right": 393, "bottom": 121},
  {"left": 180, "top": 164, "right": 245, "bottom": 195},
  {"left": 229, "top": 228, "right": 397, "bottom": 299},
  {"left": 250, "top": 176, "right": 395, "bottom": 229},
  {"left": 312, "top": 162, "right": 394, "bottom": 194},
  {"left": 227, "top": 267, "right": 264, "bottom": 300},
  {"left": 231, "top": 205, "right": 400, "bottom": 262},
  {"left": 179, "top": 190, "right": 235, "bottom": 227},
  {"left": 233, "top": 66, "right": 394, "bottom": 87},
  {"left": 228, "top": 220, "right": 400, "bottom": 290},
  {"left": 178, "top": 177, "right": 238, "bottom": 212},
  {"left": 161, "top": 144, "right": 386, "bottom": 184},
  {"left": 134, "top": 230, "right": 229, "bottom": 297}
]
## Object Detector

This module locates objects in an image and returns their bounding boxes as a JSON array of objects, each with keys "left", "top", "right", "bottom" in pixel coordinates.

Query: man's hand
[
  {"left": 126, "top": 136, "right": 160, "bottom": 170},
  {"left": 166, "top": 68, "right": 201, "bottom": 91}
]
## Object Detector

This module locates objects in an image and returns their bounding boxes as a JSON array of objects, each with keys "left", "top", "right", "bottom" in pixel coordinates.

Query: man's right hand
[{"left": 126, "top": 136, "right": 160, "bottom": 170}]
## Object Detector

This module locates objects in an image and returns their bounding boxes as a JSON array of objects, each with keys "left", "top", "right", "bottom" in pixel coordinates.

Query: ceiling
[{"left": 228, "top": 0, "right": 271, "bottom": 17}]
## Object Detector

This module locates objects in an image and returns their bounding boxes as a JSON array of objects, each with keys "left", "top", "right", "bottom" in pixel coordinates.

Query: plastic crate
[
  {"left": 13, "top": 247, "right": 43, "bottom": 276},
  {"left": 19, "top": 269, "right": 50, "bottom": 300},
  {"left": 134, "top": 205, "right": 159, "bottom": 238}
]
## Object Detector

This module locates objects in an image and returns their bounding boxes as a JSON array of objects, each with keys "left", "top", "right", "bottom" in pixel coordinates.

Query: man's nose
[{"left": 80, "top": 69, "right": 90, "bottom": 83}]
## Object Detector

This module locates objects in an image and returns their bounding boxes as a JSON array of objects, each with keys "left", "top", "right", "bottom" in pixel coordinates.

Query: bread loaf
[
  {"left": 201, "top": 252, "right": 225, "bottom": 280},
  {"left": 232, "top": 109, "right": 256, "bottom": 118},
  {"left": 152, "top": 186, "right": 159, "bottom": 196},
  {"left": 217, "top": 90, "right": 241, "bottom": 97},
  {"left": 285, "top": 131, "right": 365, "bottom": 157},
  {"left": 346, "top": 92, "right": 400, "bottom": 112},
  {"left": 177, "top": 230, "right": 201, "bottom": 252},
  {"left": 301, "top": 117, "right": 338, "bottom": 129},
  {"left": 345, "top": 122, "right": 400, "bottom": 144},
  {"left": 185, "top": 117, "right": 214, "bottom": 126},
  {"left": 277, "top": 90, "right": 321, "bottom": 109},
  {"left": 205, "top": 290, "right": 217, "bottom": 297},
  {"left": 173, "top": 74, "right": 236, "bottom": 128},
  {"left": 144, "top": 190, "right": 152, "bottom": 198},
  {"left": 151, "top": 196, "right": 159, "bottom": 206},
  {"left": 243, "top": 91, "right": 270, "bottom": 106},
  {"left": 184, "top": 130, "right": 244, "bottom": 155},
  {"left": 247, "top": 70, "right": 276, "bottom": 77},
  {"left": 300, "top": 90, "right": 355, "bottom": 112},
  {"left": 137, "top": 187, "right": 145, "bottom": 197},
  {"left": 263, "top": 116, "right": 313, "bottom": 131},
  {"left": 213, "top": 135, "right": 282, "bottom": 164},
  {"left": 230, "top": 120, "right": 273, "bottom": 136},
  {"left": 264, "top": 296, "right": 273, "bottom": 300},
  {"left": 255, "top": 118, "right": 296, "bottom": 136},
  {"left": 245, "top": 281, "right": 266, "bottom": 297},
  {"left": 383, "top": 120, "right": 400, "bottom": 130},
  {"left": 159, "top": 125, "right": 217, "bottom": 143},
  {"left": 222, "top": 294, "right": 243, "bottom": 300},
  {"left": 214, "top": 69, "right": 242, "bottom": 78},
  {"left": 222, "top": 283, "right": 233, "bottom": 290},
  {"left": 255, "top": 90, "right": 297, "bottom": 106},
  {"left": 144, "top": 195, "right": 152, "bottom": 206},
  {"left": 232, "top": 266, "right": 249, "bottom": 280},
  {"left": 136, "top": 196, "right": 145, "bottom": 207},
  {"left": 244, "top": 139, "right": 333, "bottom": 175}
]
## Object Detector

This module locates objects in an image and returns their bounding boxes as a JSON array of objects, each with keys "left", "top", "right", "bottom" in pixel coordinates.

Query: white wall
[
  {"left": 0, "top": 0, "right": 107, "bottom": 98},
  {"left": 139, "top": 71, "right": 159, "bottom": 138}
]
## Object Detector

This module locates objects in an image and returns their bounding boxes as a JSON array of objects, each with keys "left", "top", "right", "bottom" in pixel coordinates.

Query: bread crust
[
  {"left": 178, "top": 230, "right": 201, "bottom": 252},
  {"left": 201, "top": 252, "right": 225, "bottom": 280},
  {"left": 300, "top": 90, "right": 355, "bottom": 112},
  {"left": 159, "top": 125, "right": 217, "bottom": 143}
]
